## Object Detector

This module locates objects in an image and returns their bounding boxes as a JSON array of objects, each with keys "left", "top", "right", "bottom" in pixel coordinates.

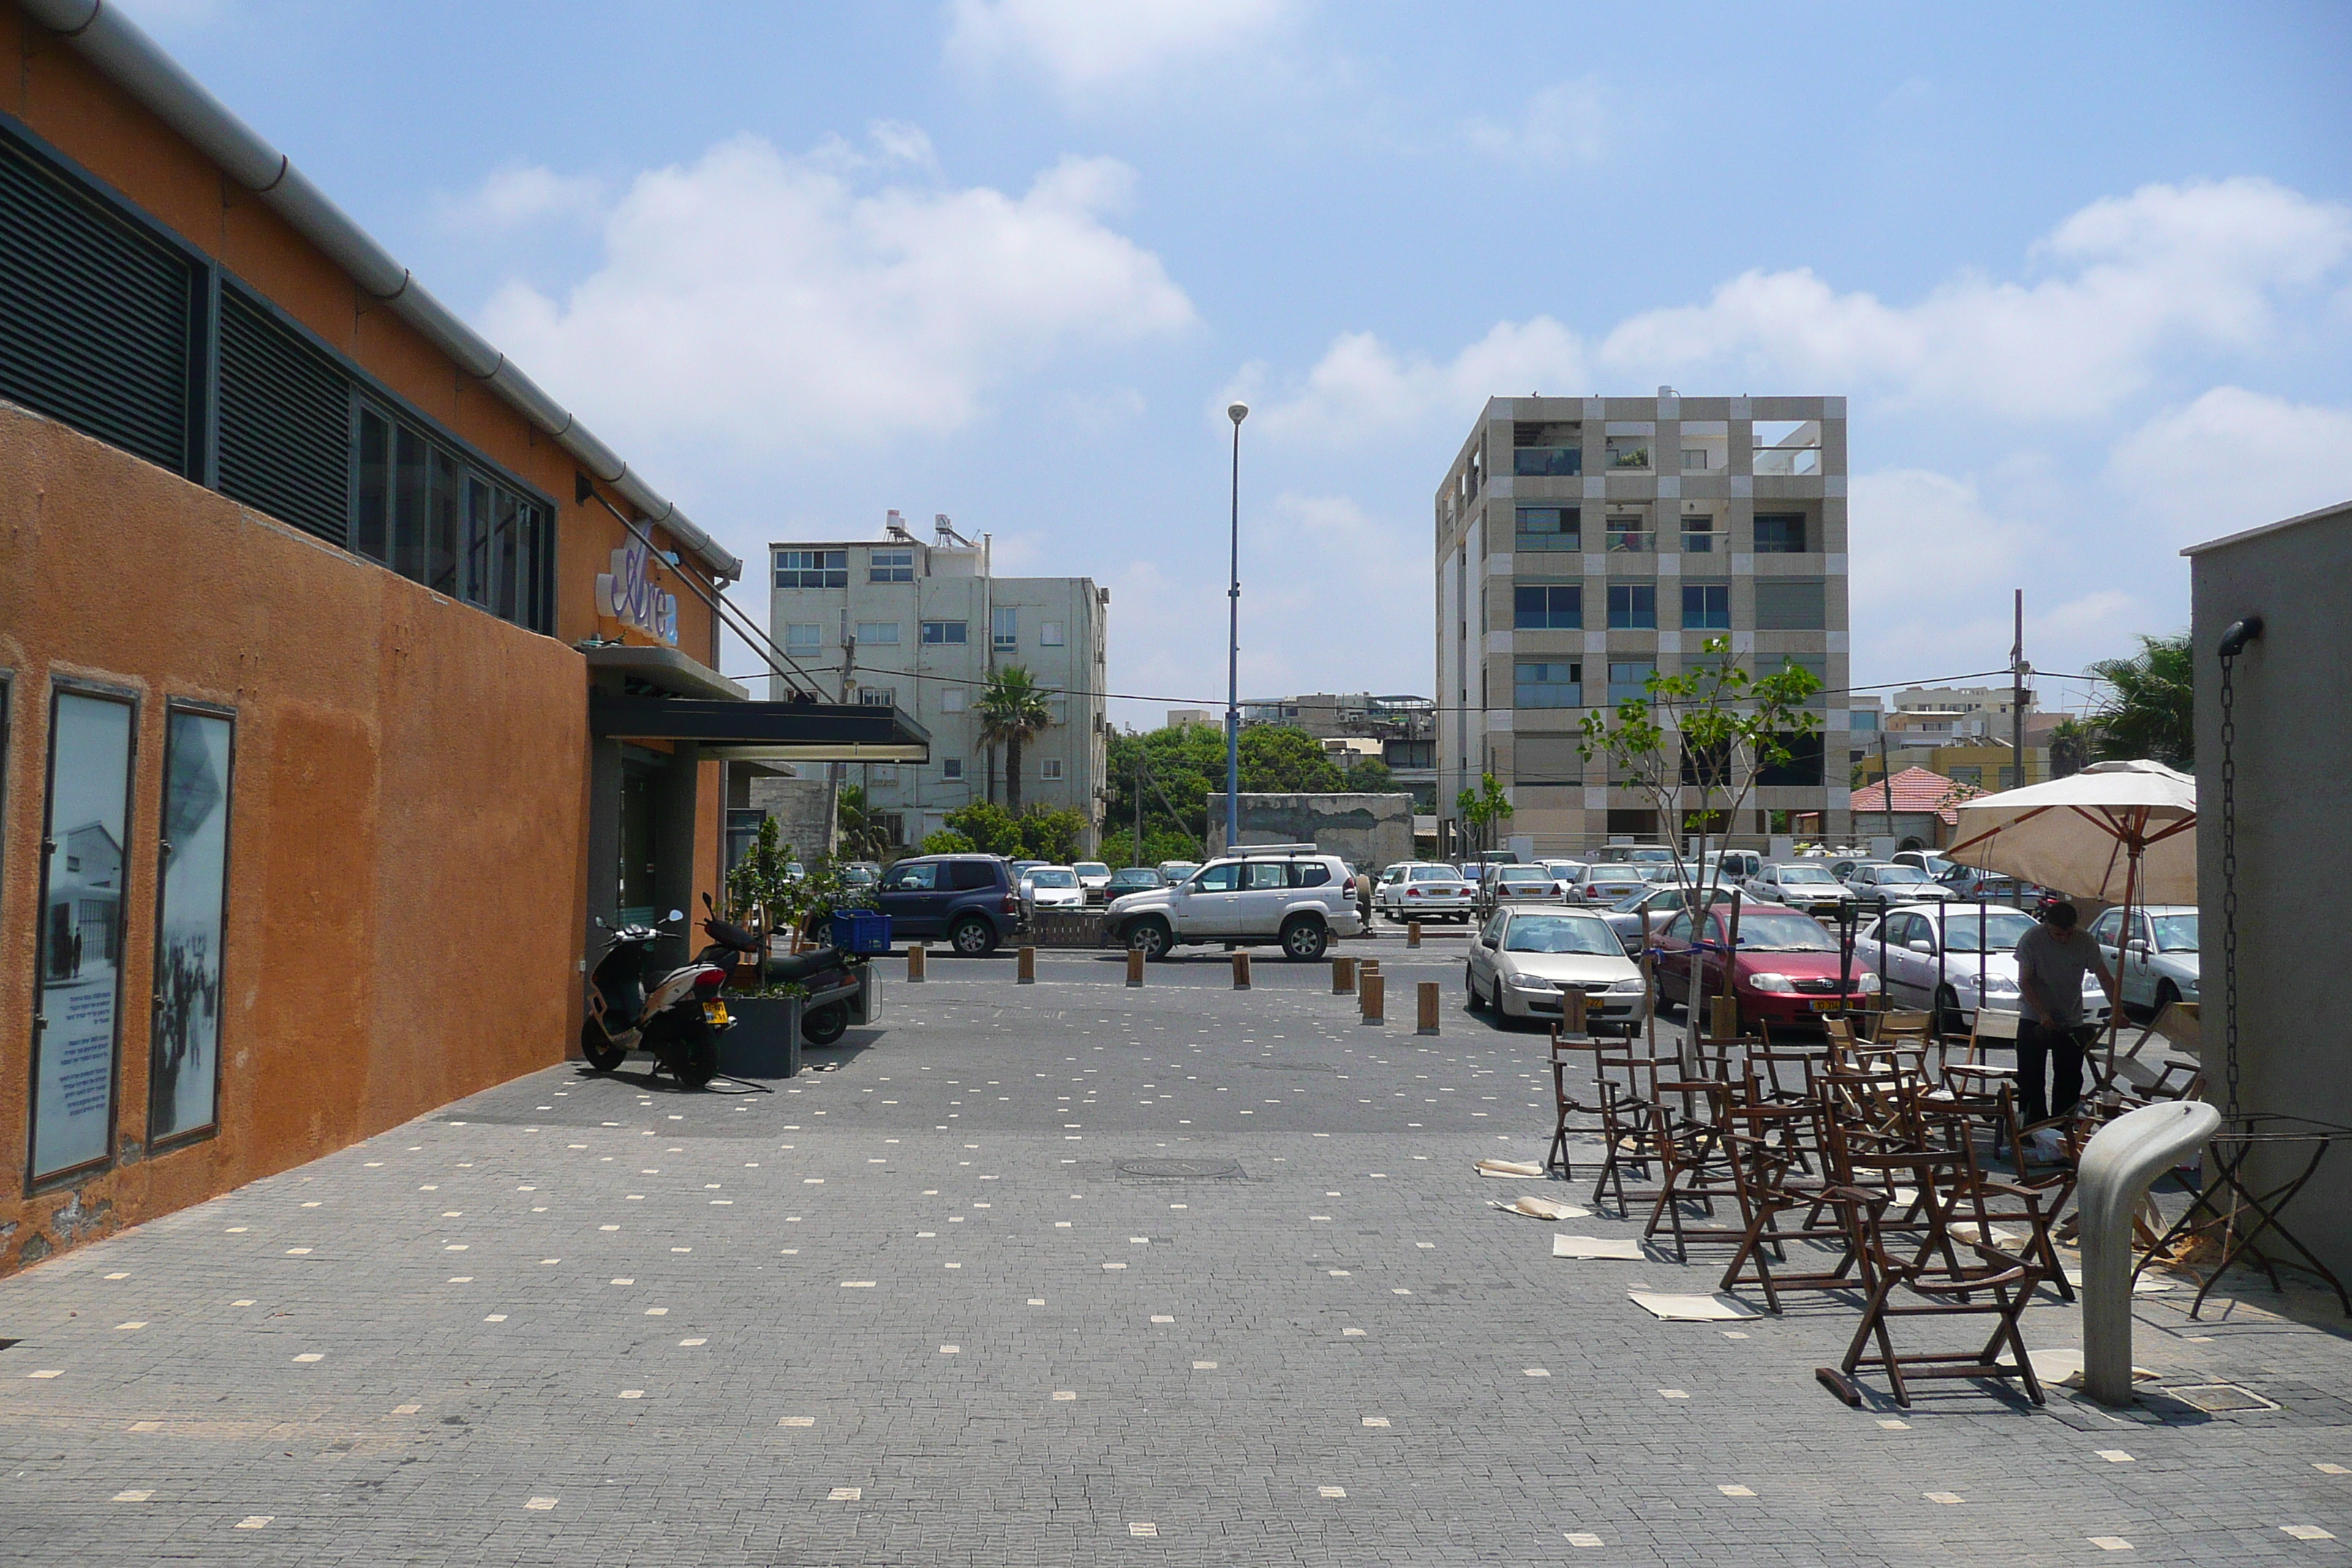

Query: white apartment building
[
  {"left": 1890, "top": 684, "right": 2035, "bottom": 720},
  {"left": 766, "top": 513, "right": 1109, "bottom": 851},
  {"left": 1435, "top": 392, "right": 1852, "bottom": 853}
]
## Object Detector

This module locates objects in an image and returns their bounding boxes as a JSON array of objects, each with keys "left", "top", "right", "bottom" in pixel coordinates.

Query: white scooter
[{"left": 581, "top": 909, "right": 731, "bottom": 1087}]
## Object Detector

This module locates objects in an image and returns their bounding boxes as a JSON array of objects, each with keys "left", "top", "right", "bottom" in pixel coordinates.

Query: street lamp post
[{"left": 1225, "top": 402, "right": 1248, "bottom": 853}]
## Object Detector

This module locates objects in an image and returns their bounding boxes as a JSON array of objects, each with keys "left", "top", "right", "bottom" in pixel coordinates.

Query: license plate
[
  {"left": 1810, "top": 999, "right": 1844, "bottom": 1012},
  {"left": 703, "top": 1001, "right": 731, "bottom": 1025}
]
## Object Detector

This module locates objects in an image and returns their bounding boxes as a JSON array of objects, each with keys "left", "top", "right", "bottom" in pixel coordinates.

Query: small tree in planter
[{"left": 725, "top": 817, "right": 796, "bottom": 951}]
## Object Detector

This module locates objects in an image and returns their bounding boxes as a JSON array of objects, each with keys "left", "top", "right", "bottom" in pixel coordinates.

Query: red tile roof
[{"left": 1850, "top": 766, "right": 1982, "bottom": 825}]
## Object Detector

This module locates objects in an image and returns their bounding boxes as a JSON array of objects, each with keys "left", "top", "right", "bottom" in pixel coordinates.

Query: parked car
[
  {"left": 1477, "top": 862, "right": 1567, "bottom": 918},
  {"left": 1854, "top": 902, "right": 2112, "bottom": 1033},
  {"left": 1575, "top": 867, "right": 1652, "bottom": 905},
  {"left": 2089, "top": 903, "right": 2200, "bottom": 1014},
  {"left": 1539, "top": 859, "right": 1590, "bottom": 888},
  {"left": 1651, "top": 903, "right": 1880, "bottom": 1027},
  {"left": 840, "top": 861, "right": 881, "bottom": 889},
  {"left": 1600, "top": 883, "right": 1741, "bottom": 956},
  {"left": 1463, "top": 905, "right": 1648, "bottom": 1032},
  {"left": 1892, "top": 850, "right": 1960, "bottom": 880},
  {"left": 1104, "top": 867, "right": 1166, "bottom": 897},
  {"left": 1019, "top": 864, "right": 1088, "bottom": 919},
  {"left": 1841, "top": 862, "right": 1958, "bottom": 903},
  {"left": 1376, "top": 862, "right": 1474, "bottom": 923},
  {"left": 1157, "top": 859, "right": 1201, "bottom": 881},
  {"left": 1590, "top": 843, "right": 1678, "bottom": 867},
  {"left": 872, "top": 853, "right": 1020, "bottom": 957},
  {"left": 1107, "top": 843, "right": 1364, "bottom": 961},
  {"left": 1744, "top": 861, "right": 1860, "bottom": 919},
  {"left": 1937, "top": 865, "right": 2047, "bottom": 908},
  {"left": 1695, "top": 848, "right": 1764, "bottom": 886},
  {"left": 1071, "top": 861, "right": 1113, "bottom": 902}
]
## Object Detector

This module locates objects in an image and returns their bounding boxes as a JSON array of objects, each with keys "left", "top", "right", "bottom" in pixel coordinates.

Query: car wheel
[
  {"left": 950, "top": 916, "right": 997, "bottom": 958},
  {"left": 1280, "top": 917, "right": 1328, "bottom": 962},
  {"left": 1128, "top": 919, "right": 1173, "bottom": 962},
  {"left": 2154, "top": 979, "right": 2181, "bottom": 1013},
  {"left": 1463, "top": 964, "right": 1486, "bottom": 1011}
]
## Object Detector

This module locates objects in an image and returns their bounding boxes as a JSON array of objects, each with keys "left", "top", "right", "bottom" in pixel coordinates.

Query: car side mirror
[
  {"left": 1907, "top": 939, "right": 1934, "bottom": 954},
  {"left": 2129, "top": 939, "right": 2150, "bottom": 954}
]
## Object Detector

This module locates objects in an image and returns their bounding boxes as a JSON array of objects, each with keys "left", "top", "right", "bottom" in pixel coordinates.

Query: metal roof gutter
[{"left": 22, "top": 0, "right": 742, "bottom": 584}]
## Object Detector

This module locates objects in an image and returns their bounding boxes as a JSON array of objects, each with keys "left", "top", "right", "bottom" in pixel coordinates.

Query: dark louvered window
[
  {"left": 217, "top": 288, "right": 352, "bottom": 547},
  {"left": 0, "top": 129, "right": 197, "bottom": 474}
]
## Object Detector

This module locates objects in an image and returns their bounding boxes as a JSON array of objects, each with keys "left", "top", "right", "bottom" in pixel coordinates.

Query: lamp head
[{"left": 1226, "top": 402, "right": 1249, "bottom": 425}]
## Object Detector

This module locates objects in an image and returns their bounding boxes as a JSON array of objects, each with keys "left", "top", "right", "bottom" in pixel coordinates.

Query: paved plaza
[{"left": 2, "top": 935, "right": 2348, "bottom": 1565}]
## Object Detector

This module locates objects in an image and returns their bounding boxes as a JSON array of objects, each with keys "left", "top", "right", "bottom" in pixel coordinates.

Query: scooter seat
[{"left": 766, "top": 946, "right": 845, "bottom": 984}]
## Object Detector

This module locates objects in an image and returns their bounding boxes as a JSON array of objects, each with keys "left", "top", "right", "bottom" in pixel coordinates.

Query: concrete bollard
[
  {"left": 1561, "top": 988, "right": 1588, "bottom": 1036},
  {"left": 1232, "top": 951, "right": 1251, "bottom": 990},
  {"left": 2078, "top": 1100, "right": 2220, "bottom": 1404},
  {"left": 1331, "top": 955, "right": 1357, "bottom": 994},
  {"left": 907, "top": 943, "right": 927, "bottom": 984},
  {"left": 1360, "top": 971, "right": 1384, "bottom": 1025},
  {"left": 1126, "top": 947, "right": 1145, "bottom": 987},
  {"left": 1407, "top": 921, "right": 1422, "bottom": 949},
  {"left": 1017, "top": 946, "right": 1036, "bottom": 984},
  {"left": 1417, "top": 981, "right": 1439, "bottom": 1036}
]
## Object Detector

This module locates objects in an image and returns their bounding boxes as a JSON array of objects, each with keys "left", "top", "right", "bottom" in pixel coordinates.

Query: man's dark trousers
[{"left": 2017, "top": 1018, "right": 2087, "bottom": 1126}]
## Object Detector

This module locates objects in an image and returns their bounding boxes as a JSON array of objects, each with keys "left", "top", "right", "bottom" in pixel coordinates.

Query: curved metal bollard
[{"left": 2077, "top": 1099, "right": 2220, "bottom": 1405}]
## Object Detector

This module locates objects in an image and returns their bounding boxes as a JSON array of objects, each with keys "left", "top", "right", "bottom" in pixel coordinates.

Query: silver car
[
  {"left": 1377, "top": 862, "right": 1475, "bottom": 923},
  {"left": 2089, "top": 904, "right": 2200, "bottom": 1013},
  {"left": 1853, "top": 902, "right": 2112, "bottom": 1031},
  {"left": 1842, "top": 862, "right": 1958, "bottom": 903},
  {"left": 1744, "top": 861, "right": 1859, "bottom": 919},
  {"left": 1464, "top": 905, "right": 1648, "bottom": 1032}
]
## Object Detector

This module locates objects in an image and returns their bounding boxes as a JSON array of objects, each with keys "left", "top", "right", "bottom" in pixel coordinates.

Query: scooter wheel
[
  {"left": 802, "top": 1000, "right": 850, "bottom": 1046},
  {"left": 674, "top": 1025, "right": 718, "bottom": 1089},
  {"left": 581, "top": 1020, "right": 628, "bottom": 1074}
]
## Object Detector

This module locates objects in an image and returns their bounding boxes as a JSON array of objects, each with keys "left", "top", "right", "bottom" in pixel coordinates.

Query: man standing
[{"left": 2012, "top": 901, "right": 2117, "bottom": 1134}]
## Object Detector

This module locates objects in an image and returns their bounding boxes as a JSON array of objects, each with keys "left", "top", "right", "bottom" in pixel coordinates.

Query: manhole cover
[
  {"left": 2164, "top": 1382, "right": 2280, "bottom": 1413},
  {"left": 1116, "top": 1158, "right": 1244, "bottom": 1180}
]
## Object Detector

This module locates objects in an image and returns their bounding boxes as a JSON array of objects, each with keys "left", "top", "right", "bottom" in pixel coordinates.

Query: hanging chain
[{"left": 2219, "top": 649, "right": 2244, "bottom": 1122}]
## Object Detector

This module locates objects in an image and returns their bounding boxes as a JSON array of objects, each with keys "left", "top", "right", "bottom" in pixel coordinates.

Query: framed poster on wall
[
  {"left": 30, "top": 685, "right": 137, "bottom": 1186},
  {"left": 149, "top": 704, "right": 233, "bottom": 1146}
]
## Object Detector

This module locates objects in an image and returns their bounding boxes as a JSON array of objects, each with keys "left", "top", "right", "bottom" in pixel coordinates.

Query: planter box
[{"left": 720, "top": 996, "right": 801, "bottom": 1079}]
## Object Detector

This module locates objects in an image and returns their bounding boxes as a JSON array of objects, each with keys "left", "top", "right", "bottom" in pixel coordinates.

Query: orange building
[{"left": 0, "top": 1, "right": 921, "bottom": 1271}]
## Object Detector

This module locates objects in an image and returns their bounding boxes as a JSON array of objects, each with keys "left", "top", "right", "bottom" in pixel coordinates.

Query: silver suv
[{"left": 1107, "top": 843, "right": 1365, "bottom": 962}]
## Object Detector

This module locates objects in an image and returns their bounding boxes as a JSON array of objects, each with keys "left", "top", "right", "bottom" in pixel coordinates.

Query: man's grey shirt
[{"left": 2013, "top": 923, "right": 2109, "bottom": 1027}]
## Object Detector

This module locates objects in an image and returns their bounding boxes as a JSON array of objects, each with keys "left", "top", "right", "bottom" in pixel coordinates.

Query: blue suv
[{"left": 874, "top": 854, "right": 1021, "bottom": 957}]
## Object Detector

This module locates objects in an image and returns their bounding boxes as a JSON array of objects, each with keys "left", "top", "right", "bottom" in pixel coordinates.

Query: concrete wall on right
[{"left": 2187, "top": 499, "right": 2352, "bottom": 1280}]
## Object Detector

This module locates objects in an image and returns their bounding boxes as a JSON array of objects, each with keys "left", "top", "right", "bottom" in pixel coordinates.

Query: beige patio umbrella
[{"left": 1944, "top": 759, "right": 2197, "bottom": 1078}]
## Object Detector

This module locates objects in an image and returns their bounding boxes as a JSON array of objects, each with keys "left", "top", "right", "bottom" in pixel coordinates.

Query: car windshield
[
  {"left": 1110, "top": 870, "right": 1157, "bottom": 885},
  {"left": 1074, "top": 863, "right": 1108, "bottom": 878},
  {"left": 1410, "top": 866, "right": 1458, "bottom": 882},
  {"left": 1774, "top": 865, "right": 1839, "bottom": 885},
  {"left": 2152, "top": 913, "right": 2200, "bottom": 951},
  {"left": 1503, "top": 915, "right": 1624, "bottom": 955},
  {"left": 1028, "top": 870, "right": 1077, "bottom": 888},
  {"left": 841, "top": 866, "right": 878, "bottom": 885},
  {"left": 1939, "top": 911, "right": 2037, "bottom": 952},
  {"left": 1877, "top": 866, "right": 1933, "bottom": 883},
  {"left": 1719, "top": 911, "right": 1837, "bottom": 951}
]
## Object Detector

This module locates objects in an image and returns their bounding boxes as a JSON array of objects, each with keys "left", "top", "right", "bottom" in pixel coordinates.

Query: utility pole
[
  {"left": 1879, "top": 730, "right": 1895, "bottom": 839},
  {"left": 2010, "top": 588, "right": 2029, "bottom": 789},
  {"left": 1133, "top": 742, "right": 1144, "bottom": 867}
]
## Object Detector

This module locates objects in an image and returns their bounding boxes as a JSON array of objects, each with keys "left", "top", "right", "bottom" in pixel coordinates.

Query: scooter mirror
[
  {"left": 592, "top": 916, "right": 606, "bottom": 929},
  {"left": 667, "top": 909, "right": 686, "bottom": 923}
]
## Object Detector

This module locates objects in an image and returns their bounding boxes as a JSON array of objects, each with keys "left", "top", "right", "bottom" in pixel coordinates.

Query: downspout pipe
[
  {"left": 22, "top": 0, "right": 742, "bottom": 584},
  {"left": 2076, "top": 1099, "right": 2219, "bottom": 1405}
]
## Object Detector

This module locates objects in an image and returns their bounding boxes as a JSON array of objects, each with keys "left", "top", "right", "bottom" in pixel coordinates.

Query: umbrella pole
[{"left": 2101, "top": 832, "right": 2141, "bottom": 1099}]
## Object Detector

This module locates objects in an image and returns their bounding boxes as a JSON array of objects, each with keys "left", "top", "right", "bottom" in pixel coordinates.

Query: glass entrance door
[{"left": 619, "top": 764, "right": 657, "bottom": 926}]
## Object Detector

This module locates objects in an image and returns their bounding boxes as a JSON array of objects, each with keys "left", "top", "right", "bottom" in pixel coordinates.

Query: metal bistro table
[{"left": 2133, "top": 1112, "right": 2352, "bottom": 1319}]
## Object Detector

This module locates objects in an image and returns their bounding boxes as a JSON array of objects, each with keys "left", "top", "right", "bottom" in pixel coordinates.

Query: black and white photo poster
[
  {"left": 151, "top": 708, "right": 231, "bottom": 1143},
  {"left": 33, "top": 690, "right": 135, "bottom": 1181}
]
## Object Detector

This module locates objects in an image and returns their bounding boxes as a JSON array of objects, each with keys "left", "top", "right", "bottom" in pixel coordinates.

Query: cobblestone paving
[{"left": 2, "top": 934, "right": 2348, "bottom": 1564}]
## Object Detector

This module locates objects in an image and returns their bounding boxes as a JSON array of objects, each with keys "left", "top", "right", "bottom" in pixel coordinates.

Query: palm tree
[
  {"left": 2088, "top": 633, "right": 2193, "bottom": 767},
  {"left": 978, "top": 666, "right": 1053, "bottom": 813},
  {"left": 835, "top": 784, "right": 892, "bottom": 861}
]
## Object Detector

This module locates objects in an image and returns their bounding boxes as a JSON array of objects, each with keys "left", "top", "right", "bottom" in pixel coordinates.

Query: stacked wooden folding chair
[
  {"left": 1717, "top": 1096, "right": 1857, "bottom": 1313},
  {"left": 1916, "top": 1085, "right": 2075, "bottom": 1305},
  {"left": 1545, "top": 1026, "right": 1608, "bottom": 1180},
  {"left": 1642, "top": 1076, "right": 1749, "bottom": 1264},
  {"left": 1588, "top": 1043, "right": 1678, "bottom": 1218}
]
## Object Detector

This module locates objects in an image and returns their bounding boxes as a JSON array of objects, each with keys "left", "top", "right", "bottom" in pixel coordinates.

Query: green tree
[
  {"left": 725, "top": 815, "right": 796, "bottom": 937},
  {"left": 1455, "top": 772, "right": 1515, "bottom": 856},
  {"left": 2046, "top": 716, "right": 2095, "bottom": 779},
  {"left": 919, "top": 828, "right": 976, "bottom": 855},
  {"left": 1236, "top": 725, "right": 1345, "bottom": 792},
  {"left": 2087, "top": 633, "right": 2193, "bottom": 767},
  {"left": 1341, "top": 756, "right": 1395, "bottom": 793},
  {"left": 834, "top": 783, "right": 891, "bottom": 861},
  {"left": 978, "top": 666, "right": 1053, "bottom": 811},
  {"left": 943, "top": 801, "right": 1024, "bottom": 856}
]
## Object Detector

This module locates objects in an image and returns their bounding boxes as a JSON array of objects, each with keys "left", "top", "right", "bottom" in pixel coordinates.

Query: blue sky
[{"left": 141, "top": 0, "right": 2352, "bottom": 725}]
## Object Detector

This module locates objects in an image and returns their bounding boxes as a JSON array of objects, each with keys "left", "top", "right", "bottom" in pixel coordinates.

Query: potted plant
[{"left": 721, "top": 979, "right": 807, "bottom": 1079}]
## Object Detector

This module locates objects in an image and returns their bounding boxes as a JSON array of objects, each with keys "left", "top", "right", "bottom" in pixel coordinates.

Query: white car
[
  {"left": 1071, "top": 861, "right": 1112, "bottom": 902},
  {"left": 1019, "top": 865, "right": 1088, "bottom": 917},
  {"left": 1107, "top": 844, "right": 1365, "bottom": 962},
  {"left": 1744, "top": 861, "right": 1861, "bottom": 919},
  {"left": 1853, "top": 902, "right": 2113, "bottom": 1031},
  {"left": 2089, "top": 904, "right": 2200, "bottom": 1013},
  {"left": 1842, "top": 862, "right": 1959, "bottom": 903},
  {"left": 1376, "top": 862, "right": 1474, "bottom": 923},
  {"left": 1572, "top": 867, "right": 1651, "bottom": 905},
  {"left": 1464, "top": 904, "right": 1648, "bottom": 1032}
]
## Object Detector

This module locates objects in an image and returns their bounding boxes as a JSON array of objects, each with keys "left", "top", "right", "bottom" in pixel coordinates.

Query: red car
[{"left": 1651, "top": 902, "right": 1879, "bottom": 1026}]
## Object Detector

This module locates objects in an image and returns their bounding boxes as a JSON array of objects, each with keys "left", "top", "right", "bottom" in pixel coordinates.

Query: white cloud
[
  {"left": 439, "top": 163, "right": 606, "bottom": 230},
  {"left": 2106, "top": 386, "right": 2352, "bottom": 544},
  {"left": 478, "top": 132, "right": 1194, "bottom": 452},
  {"left": 1464, "top": 78, "right": 1608, "bottom": 166},
  {"left": 946, "top": 0, "right": 1292, "bottom": 95},
  {"left": 1245, "top": 317, "right": 1589, "bottom": 444},
  {"left": 1847, "top": 468, "right": 2032, "bottom": 679}
]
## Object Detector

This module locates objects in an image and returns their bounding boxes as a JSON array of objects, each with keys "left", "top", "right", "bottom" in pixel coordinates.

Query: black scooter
[
  {"left": 698, "top": 894, "right": 869, "bottom": 1047},
  {"left": 581, "top": 909, "right": 731, "bottom": 1087}
]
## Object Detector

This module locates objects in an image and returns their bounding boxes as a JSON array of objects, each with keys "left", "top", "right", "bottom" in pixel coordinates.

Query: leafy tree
[
  {"left": 1237, "top": 725, "right": 1346, "bottom": 792},
  {"left": 941, "top": 802, "right": 1087, "bottom": 863},
  {"left": 978, "top": 666, "right": 1053, "bottom": 811},
  {"left": 834, "top": 783, "right": 891, "bottom": 861},
  {"left": 2046, "top": 716, "right": 2094, "bottom": 779},
  {"left": 725, "top": 815, "right": 796, "bottom": 938},
  {"left": 919, "top": 829, "right": 976, "bottom": 854},
  {"left": 1455, "top": 772, "right": 1514, "bottom": 856},
  {"left": 1342, "top": 756, "right": 1396, "bottom": 793},
  {"left": 2087, "top": 633, "right": 2193, "bottom": 766},
  {"left": 943, "top": 801, "right": 1024, "bottom": 856}
]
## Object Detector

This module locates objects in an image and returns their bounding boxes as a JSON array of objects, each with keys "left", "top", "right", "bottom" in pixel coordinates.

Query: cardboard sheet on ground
[
  {"left": 1629, "top": 1290, "right": 1760, "bottom": 1321},
  {"left": 2062, "top": 1267, "right": 2175, "bottom": 1294},
  {"left": 1493, "top": 1194, "right": 1589, "bottom": 1221},
  {"left": 1476, "top": 1158, "right": 1545, "bottom": 1178},
  {"left": 2029, "top": 1347, "right": 2157, "bottom": 1388},
  {"left": 1555, "top": 1235, "right": 1644, "bottom": 1259}
]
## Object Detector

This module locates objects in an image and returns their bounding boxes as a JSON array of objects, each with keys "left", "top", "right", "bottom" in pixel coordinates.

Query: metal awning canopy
[
  {"left": 589, "top": 696, "right": 931, "bottom": 763},
  {"left": 580, "top": 644, "right": 749, "bottom": 701}
]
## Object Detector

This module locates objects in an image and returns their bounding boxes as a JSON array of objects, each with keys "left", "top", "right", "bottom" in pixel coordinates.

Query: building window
[
  {"left": 1039, "top": 758, "right": 1063, "bottom": 780},
  {"left": 1948, "top": 765, "right": 1983, "bottom": 786},
  {"left": 1607, "top": 661, "right": 1657, "bottom": 704},
  {"left": 1752, "top": 420, "right": 1823, "bottom": 476},
  {"left": 1681, "top": 446, "right": 1710, "bottom": 470},
  {"left": 1681, "top": 584, "right": 1730, "bottom": 630},
  {"left": 785, "top": 622, "right": 821, "bottom": 653},
  {"left": 858, "top": 687, "right": 896, "bottom": 706},
  {"left": 1041, "top": 620, "right": 1066, "bottom": 647},
  {"left": 1605, "top": 513, "right": 1652, "bottom": 553},
  {"left": 1754, "top": 513, "right": 1809, "bottom": 553},
  {"left": 1607, "top": 584, "right": 1657, "bottom": 629},
  {"left": 1850, "top": 709, "right": 1879, "bottom": 732},
  {"left": 1605, "top": 434, "right": 1651, "bottom": 471},
  {"left": 354, "top": 403, "right": 549, "bottom": 631},
  {"left": 992, "top": 607, "right": 1018, "bottom": 650},
  {"left": 1515, "top": 661, "right": 1581, "bottom": 708},
  {"left": 1047, "top": 693, "right": 1068, "bottom": 725},
  {"left": 1514, "top": 506, "right": 1580, "bottom": 551},
  {"left": 775, "top": 549, "right": 848, "bottom": 588},
  {"left": 943, "top": 757, "right": 963, "bottom": 780},
  {"left": 920, "top": 620, "right": 966, "bottom": 645},
  {"left": 1753, "top": 578, "right": 1827, "bottom": 630},
  {"left": 942, "top": 688, "right": 968, "bottom": 713},
  {"left": 854, "top": 621, "right": 901, "bottom": 646},
  {"left": 870, "top": 548, "right": 914, "bottom": 583},
  {"left": 1774, "top": 653, "right": 1830, "bottom": 704},
  {"left": 1681, "top": 513, "right": 1715, "bottom": 553},
  {"left": 1513, "top": 584, "right": 1582, "bottom": 630},
  {"left": 1511, "top": 423, "right": 1581, "bottom": 477}
]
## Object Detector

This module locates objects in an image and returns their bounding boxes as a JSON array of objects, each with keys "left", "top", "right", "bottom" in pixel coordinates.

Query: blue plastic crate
[{"left": 829, "top": 908, "right": 892, "bottom": 955}]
